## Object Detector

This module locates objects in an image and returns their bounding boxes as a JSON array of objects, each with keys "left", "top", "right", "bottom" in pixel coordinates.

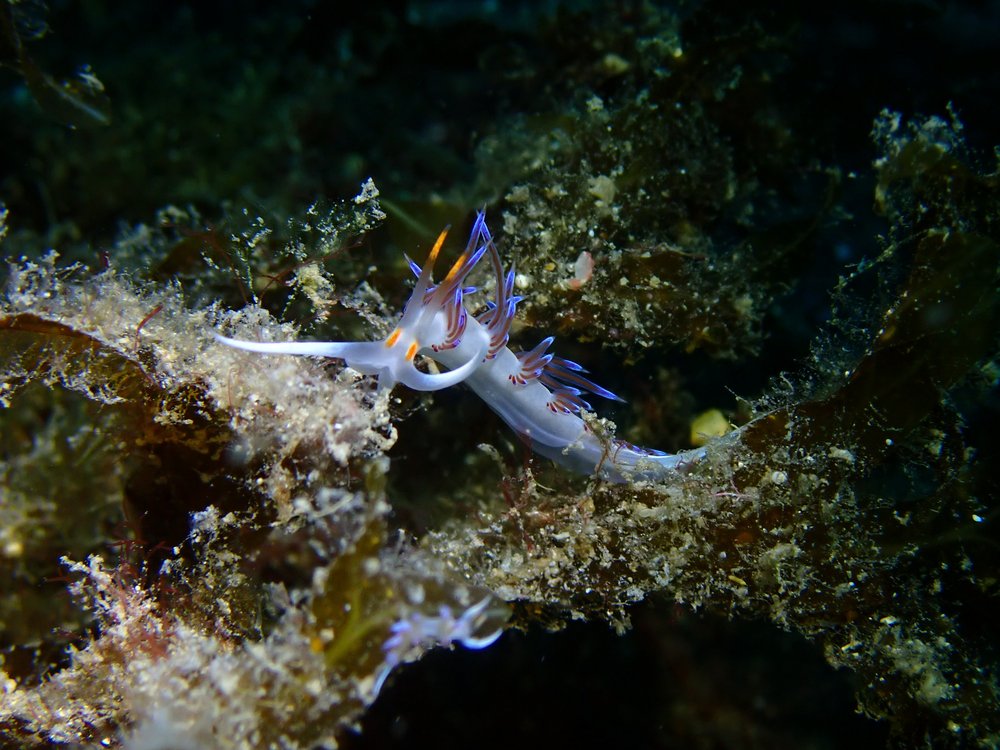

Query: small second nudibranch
[{"left": 216, "top": 211, "right": 704, "bottom": 482}]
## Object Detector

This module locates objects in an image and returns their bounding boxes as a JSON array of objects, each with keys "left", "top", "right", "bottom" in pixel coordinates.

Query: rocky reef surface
[{"left": 1, "top": 1, "right": 998, "bottom": 747}]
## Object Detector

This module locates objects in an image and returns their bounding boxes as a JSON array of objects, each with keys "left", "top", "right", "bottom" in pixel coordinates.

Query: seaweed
[
  {"left": 1, "top": 2, "right": 998, "bottom": 746},
  {"left": 428, "top": 110, "right": 1000, "bottom": 746},
  {"left": 0, "top": 185, "right": 511, "bottom": 747},
  {"left": 0, "top": 0, "right": 111, "bottom": 129},
  {"left": 2, "top": 107, "right": 998, "bottom": 745}
]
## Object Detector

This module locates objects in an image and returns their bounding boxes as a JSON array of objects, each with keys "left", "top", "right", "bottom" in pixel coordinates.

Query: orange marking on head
[
  {"left": 385, "top": 328, "right": 402, "bottom": 347},
  {"left": 405, "top": 342, "right": 419, "bottom": 361}
]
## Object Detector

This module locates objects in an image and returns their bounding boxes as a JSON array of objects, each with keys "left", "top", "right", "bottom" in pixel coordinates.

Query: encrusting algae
[
  {"left": 1, "top": 108, "right": 999, "bottom": 747},
  {"left": 1, "top": 2, "right": 999, "bottom": 743}
]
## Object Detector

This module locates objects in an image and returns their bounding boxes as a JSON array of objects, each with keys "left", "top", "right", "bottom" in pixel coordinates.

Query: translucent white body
[{"left": 217, "top": 214, "right": 703, "bottom": 482}]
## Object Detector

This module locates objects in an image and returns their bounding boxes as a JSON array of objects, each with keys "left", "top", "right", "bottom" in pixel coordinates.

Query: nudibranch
[{"left": 217, "top": 212, "right": 704, "bottom": 482}]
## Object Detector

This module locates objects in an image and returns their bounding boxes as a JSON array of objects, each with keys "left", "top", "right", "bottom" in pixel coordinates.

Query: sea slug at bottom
[{"left": 217, "top": 211, "right": 705, "bottom": 482}]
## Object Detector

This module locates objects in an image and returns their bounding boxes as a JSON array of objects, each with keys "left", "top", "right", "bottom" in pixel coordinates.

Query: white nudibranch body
[{"left": 216, "top": 212, "right": 704, "bottom": 482}]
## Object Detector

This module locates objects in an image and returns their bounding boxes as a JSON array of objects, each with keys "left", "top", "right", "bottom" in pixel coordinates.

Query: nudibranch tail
[{"left": 216, "top": 210, "right": 704, "bottom": 482}]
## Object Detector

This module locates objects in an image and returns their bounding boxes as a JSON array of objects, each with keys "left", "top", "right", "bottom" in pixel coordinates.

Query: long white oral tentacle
[{"left": 398, "top": 340, "right": 487, "bottom": 391}]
